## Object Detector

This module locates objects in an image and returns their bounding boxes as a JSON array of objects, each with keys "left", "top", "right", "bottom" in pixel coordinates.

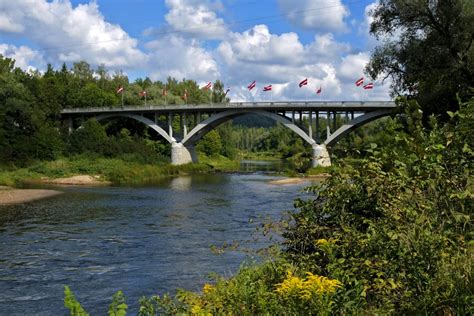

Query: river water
[{"left": 0, "top": 162, "right": 314, "bottom": 315}]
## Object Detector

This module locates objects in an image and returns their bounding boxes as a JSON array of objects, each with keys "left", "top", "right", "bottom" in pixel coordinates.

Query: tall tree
[{"left": 366, "top": 0, "right": 474, "bottom": 119}]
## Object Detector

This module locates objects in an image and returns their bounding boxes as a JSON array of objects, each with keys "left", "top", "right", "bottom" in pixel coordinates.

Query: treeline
[
  {"left": 1, "top": 55, "right": 314, "bottom": 168},
  {"left": 0, "top": 56, "right": 237, "bottom": 166}
]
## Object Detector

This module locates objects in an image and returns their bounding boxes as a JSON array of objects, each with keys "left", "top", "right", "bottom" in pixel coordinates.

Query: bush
[{"left": 284, "top": 99, "right": 473, "bottom": 313}]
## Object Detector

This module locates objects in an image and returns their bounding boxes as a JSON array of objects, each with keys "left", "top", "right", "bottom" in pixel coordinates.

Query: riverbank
[
  {"left": 0, "top": 154, "right": 327, "bottom": 188},
  {"left": 0, "top": 186, "right": 63, "bottom": 205}
]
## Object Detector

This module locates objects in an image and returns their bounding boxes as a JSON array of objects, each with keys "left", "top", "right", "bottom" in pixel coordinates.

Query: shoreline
[
  {"left": 0, "top": 186, "right": 63, "bottom": 205},
  {"left": 268, "top": 173, "right": 330, "bottom": 185}
]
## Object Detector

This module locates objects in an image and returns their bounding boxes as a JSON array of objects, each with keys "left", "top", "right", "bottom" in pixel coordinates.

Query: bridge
[{"left": 61, "top": 101, "right": 397, "bottom": 166}]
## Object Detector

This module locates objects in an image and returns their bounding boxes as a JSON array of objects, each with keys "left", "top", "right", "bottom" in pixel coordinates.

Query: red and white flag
[
  {"left": 201, "top": 82, "right": 212, "bottom": 90},
  {"left": 363, "top": 83, "right": 374, "bottom": 90},
  {"left": 116, "top": 86, "right": 124, "bottom": 93},
  {"left": 355, "top": 77, "right": 364, "bottom": 86},
  {"left": 182, "top": 89, "right": 188, "bottom": 101},
  {"left": 247, "top": 80, "right": 256, "bottom": 90},
  {"left": 316, "top": 86, "right": 322, "bottom": 94},
  {"left": 263, "top": 84, "right": 272, "bottom": 91},
  {"left": 139, "top": 90, "right": 147, "bottom": 97},
  {"left": 224, "top": 88, "right": 230, "bottom": 96},
  {"left": 299, "top": 78, "right": 308, "bottom": 88}
]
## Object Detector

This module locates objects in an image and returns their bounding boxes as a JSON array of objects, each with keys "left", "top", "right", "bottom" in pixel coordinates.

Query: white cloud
[
  {"left": 146, "top": 35, "right": 220, "bottom": 82},
  {"left": 0, "top": 0, "right": 146, "bottom": 69},
  {"left": 164, "top": 0, "right": 227, "bottom": 39},
  {"left": 217, "top": 24, "right": 364, "bottom": 101},
  {"left": 0, "top": 1, "right": 390, "bottom": 102},
  {"left": 0, "top": 44, "right": 44, "bottom": 71},
  {"left": 277, "top": 0, "right": 350, "bottom": 33},
  {"left": 338, "top": 52, "right": 370, "bottom": 81}
]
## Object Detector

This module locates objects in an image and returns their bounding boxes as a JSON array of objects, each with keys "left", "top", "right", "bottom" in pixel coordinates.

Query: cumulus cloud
[
  {"left": 0, "top": 44, "right": 44, "bottom": 71},
  {"left": 277, "top": 0, "right": 350, "bottom": 33},
  {"left": 216, "top": 24, "right": 390, "bottom": 101},
  {"left": 0, "top": 1, "right": 390, "bottom": 101},
  {"left": 146, "top": 35, "right": 220, "bottom": 82},
  {"left": 164, "top": 0, "right": 227, "bottom": 39},
  {"left": 0, "top": 0, "right": 146, "bottom": 69},
  {"left": 216, "top": 24, "right": 366, "bottom": 101}
]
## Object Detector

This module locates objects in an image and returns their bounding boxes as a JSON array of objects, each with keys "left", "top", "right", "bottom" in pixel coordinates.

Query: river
[{"left": 0, "top": 162, "right": 315, "bottom": 315}]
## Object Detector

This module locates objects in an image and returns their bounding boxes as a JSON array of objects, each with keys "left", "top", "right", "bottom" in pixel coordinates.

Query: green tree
[
  {"left": 68, "top": 119, "right": 109, "bottom": 155},
  {"left": 196, "top": 130, "right": 223, "bottom": 157},
  {"left": 367, "top": 0, "right": 474, "bottom": 119},
  {"left": 0, "top": 55, "right": 63, "bottom": 164}
]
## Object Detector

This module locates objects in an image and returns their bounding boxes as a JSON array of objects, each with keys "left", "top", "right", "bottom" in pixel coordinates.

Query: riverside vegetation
[
  {"left": 1, "top": 0, "right": 472, "bottom": 314},
  {"left": 63, "top": 98, "right": 473, "bottom": 315}
]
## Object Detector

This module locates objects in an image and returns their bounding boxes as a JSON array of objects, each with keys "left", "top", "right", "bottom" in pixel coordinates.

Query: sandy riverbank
[
  {"left": 268, "top": 174, "right": 329, "bottom": 185},
  {"left": 36, "top": 175, "right": 111, "bottom": 186},
  {"left": 0, "top": 186, "right": 63, "bottom": 205}
]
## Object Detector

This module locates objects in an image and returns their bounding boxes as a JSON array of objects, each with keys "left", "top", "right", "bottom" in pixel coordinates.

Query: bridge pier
[
  {"left": 171, "top": 142, "right": 197, "bottom": 165},
  {"left": 312, "top": 144, "right": 331, "bottom": 167}
]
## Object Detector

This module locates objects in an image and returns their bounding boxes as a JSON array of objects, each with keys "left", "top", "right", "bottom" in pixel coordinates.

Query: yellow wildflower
[
  {"left": 275, "top": 270, "right": 342, "bottom": 300},
  {"left": 191, "top": 304, "right": 203, "bottom": 315},
  {"left": 202, "top": 283, "right": 215, "bottom": 294},
  {"left": 275, "top": 270, "right": 305, "bottom": 296},
  {"left": 315, "top": 239, "right": 329, "bottom": 246},
  {"left": 302, "top": 272, "right": 342, "bottom": 299}
]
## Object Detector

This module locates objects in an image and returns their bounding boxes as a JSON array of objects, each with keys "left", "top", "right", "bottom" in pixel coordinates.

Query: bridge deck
[{"left": 61, "top": 101, "right": 396, "bottom": 115}]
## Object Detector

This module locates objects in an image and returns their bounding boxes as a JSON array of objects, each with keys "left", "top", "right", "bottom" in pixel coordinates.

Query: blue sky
[{"left": 0, "top": 0, "right": 391, "bottom": 101}]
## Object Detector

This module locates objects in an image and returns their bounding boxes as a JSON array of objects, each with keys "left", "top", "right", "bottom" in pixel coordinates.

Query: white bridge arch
[{"left": 63, "top": 101, "right": 396, "bottom": 166}]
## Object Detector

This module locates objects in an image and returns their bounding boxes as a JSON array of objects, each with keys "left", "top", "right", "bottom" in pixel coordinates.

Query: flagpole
[
  {"left": 121, "top": 89, "right": 124, "bottom": 107},
  {"left": 145, "top": 93, "right": 147, "bottom": 106}
]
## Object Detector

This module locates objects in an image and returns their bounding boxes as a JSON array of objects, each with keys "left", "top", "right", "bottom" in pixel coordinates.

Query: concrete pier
[
  {"left": 312, "top": 144, "right": 331, "bottom": 167},
  {"left": 171, "top": 142, "right": 197, "bottom": 165}
]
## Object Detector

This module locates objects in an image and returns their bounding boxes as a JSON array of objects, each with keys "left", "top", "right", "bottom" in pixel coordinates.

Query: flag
[
  {"left": 247, "top": 80, "right": 256, "bottom": 90},
  {"left": 263, "top": 84, "right": 272, "bottom": 91},
  {"left": 182, "top": 89, "right": 188, "bottom": 101},
  {"left": 201, "top": 82, "right": 212, "bottom": 90},
  {"left": 355, "top": 77, "right": 364, "bottom": 86},
  {"left": 224, "top": 88, "right": 230, "bottom": 96},
  {"left": 363, "top": 83, "right": 374, "bottom": 90},
  {"left": 116, "top": 86, "right": 124, "bottom": 93},
  {"left": 316, "top": 86, "right": 322, "bottom": 94},
  {"left": 162, "top": 87, "right": 167, "bottom": 97},
  {"left": 299, "top": 78, "right": 308, "bottom": 87},
  {"left": 139, "top": 90, "right": 147, "bottom": 97}
]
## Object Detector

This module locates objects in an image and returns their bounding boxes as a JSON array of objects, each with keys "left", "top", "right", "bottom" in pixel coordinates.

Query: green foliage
[
  {"left": 64, "top": 286, "right": 89, "bottom": 316},
  {"left": 284, "top": 99, "right": 473, "bottom": 313},
  {"left": 108, "top": 291, "right": 128, "bottom": 316},
  {"left": 367, "top": 0, "right": 474, "bottom": 119},
  {"left": 64, "top": 286, "right": 128, "bottom": 316},
  {"left": 196, "top": 129, "right": 222, "bottom": 157},
  {"left": 69, "top": 119, "right": 109, "bottom": 155},
  {"left": 0, "top": 55, "right": 64, "bottom": 165}
]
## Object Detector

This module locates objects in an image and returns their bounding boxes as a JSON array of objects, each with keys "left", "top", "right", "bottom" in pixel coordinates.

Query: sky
[{"left": 0, "top": 0, "right": 392, "bottom": 101}]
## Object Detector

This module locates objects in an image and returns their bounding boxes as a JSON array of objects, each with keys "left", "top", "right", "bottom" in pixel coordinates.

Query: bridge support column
[
  {"left": 312, "top": 144, "right": 331, "bottom": 167},
  {"left": 171, "top": 142, "right": 197, "bottom": 165}
]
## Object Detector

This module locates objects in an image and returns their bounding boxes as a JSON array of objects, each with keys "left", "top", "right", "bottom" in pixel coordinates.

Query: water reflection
[
  {"left": 170, "top": 176, "right": 192, "bottom": 191},
  {"left": 239, "top": 159, "right": 293, "bottom": 173}
]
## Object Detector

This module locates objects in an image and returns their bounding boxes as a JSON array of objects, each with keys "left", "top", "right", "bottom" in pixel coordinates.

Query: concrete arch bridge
[{"left": 61, "top": 101, "right": 396, "bottom": 167}]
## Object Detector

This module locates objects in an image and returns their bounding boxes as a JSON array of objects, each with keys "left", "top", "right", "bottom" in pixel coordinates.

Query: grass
[{"left": 0, "top": 156, "right": 215, "bottom": 187}]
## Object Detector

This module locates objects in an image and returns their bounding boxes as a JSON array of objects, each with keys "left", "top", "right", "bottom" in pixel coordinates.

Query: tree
[
  {"left": 68, "top": 119, "right": 109, "bottom": 155},
  {"left": 0, "top": 55, "right": 63, "bottom": 164},
  {"left": 196, "top": 130, "right": 223, "bottom": 157},
  {"left": 366, "top": 0, "right": 474, "bottom": 119}
]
